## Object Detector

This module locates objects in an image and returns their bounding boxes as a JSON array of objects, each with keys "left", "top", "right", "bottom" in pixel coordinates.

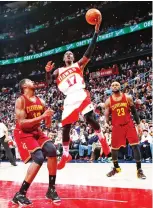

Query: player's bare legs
[
  {"left": 43, "top": 142, "right": 61, "bottom": 202},
  {"left": 106, "top": 149, "right": 121, "bottom": 177},
  {"left": 24, "top": 163, "right": 41, "bottom": 183},
  {"left": 131, "top": 144, "right": 146, "bottom": 179},
  {"left": 12, "top": 150, "right": 44, "bottom": 205},
  {"left": 84, "top": 111, "right": 111, "bottom": 157},
  {"left": 13, "top": 142, "right": 60, "bottom": 205},
  {"left": 107, "top": 146, "right": 146, "bottom": 179},
  {"left": 57, "top": 111, "right": 111, "bottom": 170}
]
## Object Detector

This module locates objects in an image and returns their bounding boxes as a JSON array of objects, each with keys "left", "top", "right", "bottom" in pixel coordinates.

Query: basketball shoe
[
  {"left": 46, "top": 187, "right": 61, "bottom": 202},
  {"left": 57, "top": 153, "right": 72, "bottom": 170},
  {"left": 12, "top": 192, "right": 32, "bottom": 205},
  {"left": 106, "top": 167, "right": 121, "bottom": 177},
  {"left": 137, "top": 169, "right": 146, "bottom": 179}
]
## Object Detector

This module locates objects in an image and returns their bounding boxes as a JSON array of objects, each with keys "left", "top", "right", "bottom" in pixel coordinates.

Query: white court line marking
[
  {"left": 60, "top": 198, "right": 128, "bottom": 203},
  {"left": 1, "top": 198, "right": 128, "bottom": 203}
]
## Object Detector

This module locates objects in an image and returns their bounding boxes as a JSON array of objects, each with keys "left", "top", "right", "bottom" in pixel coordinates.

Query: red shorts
[
  {"left": 111, "top": 120, "right": 139, "bottom": 149},
  {"left": 14, "top": 129, "right": 51, "bottom": 163}
]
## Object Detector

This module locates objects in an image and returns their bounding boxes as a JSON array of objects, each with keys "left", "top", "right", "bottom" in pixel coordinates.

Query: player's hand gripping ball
[{"left": 85, "top": 8, "right": 102, "bottom": 25}]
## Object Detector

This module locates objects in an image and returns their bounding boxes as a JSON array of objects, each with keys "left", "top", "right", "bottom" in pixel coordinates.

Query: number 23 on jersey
[{"left": 117, "top": 108, "right": 125, "bottom": 116}]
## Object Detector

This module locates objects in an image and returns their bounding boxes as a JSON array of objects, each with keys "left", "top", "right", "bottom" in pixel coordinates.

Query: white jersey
[{"left": 56, "top": 62, "right": 85, "bottom": 96}]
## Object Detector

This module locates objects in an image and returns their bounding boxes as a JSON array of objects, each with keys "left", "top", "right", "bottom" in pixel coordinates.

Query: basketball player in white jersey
[{"left": 45, "top": 16, "right": 111, "bottom": 170}]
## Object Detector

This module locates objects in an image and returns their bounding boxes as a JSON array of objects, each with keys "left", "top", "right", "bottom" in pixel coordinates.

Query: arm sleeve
[
  {"left": 84, "top": 32, "right": 98, "bottom": 59},
  {"left": 130, "top": 105, "right": 140, "bottom": 125}
]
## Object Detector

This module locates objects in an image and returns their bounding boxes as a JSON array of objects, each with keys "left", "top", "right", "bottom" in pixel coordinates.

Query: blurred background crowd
[{"left": 0, "top": 1, "right": 152, "bottom": 163}]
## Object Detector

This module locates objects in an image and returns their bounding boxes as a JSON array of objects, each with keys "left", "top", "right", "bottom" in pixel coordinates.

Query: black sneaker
[
  {"left": 12, "top": 192, "right": 32, "bottom": 205},
  {"left": 11, "top": 162, "right": 17, "bottom": 166},
  {"left": 137, "top": 169, "right": 146, "bottom": 179},
  {"left": 46, "top": 187, "right": 61, "bottom": 202},
  {"left": 107, "top": 167, "right": 121, "bottom": 177}
]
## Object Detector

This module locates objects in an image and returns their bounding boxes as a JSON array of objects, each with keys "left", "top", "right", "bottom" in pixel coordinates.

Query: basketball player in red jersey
[
  {"left": 12, "top": 79, "right": 60, "bottom": 205},
  {"left": 105, "top": 82, "right": 146, "bottom": 179},
  {"left": 45, "top": 16, "right": 111, "bottom": 170}
]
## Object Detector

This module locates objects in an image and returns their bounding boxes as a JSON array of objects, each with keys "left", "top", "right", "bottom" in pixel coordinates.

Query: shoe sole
[
  {"left": 12, "top": 200, "right": 32, "bottom": 206},
  {"left": 46, "top": 196, "right": 61, "bottom": 202},
  {"left": 137, "top": 176, "right": 146, "bottom": 179},
  {"left": 106, "top": 171, "right": 121, "bottom": 177},
  {"left": 12, "top": 200, "right": 18, "bottom": 205}
]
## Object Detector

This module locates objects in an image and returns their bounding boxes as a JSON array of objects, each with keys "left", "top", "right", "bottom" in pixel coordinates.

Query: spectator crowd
[
  {"left": 0, "top": 1, "right": 151, "bottom": 59},
  {"left": 0, "top": 1, "right": 152, "bottom": 164},
  {"left": 0, "top": 56, "right": 152, "bottom": 163}
]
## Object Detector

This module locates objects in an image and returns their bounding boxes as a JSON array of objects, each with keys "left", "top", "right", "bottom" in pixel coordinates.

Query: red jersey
[
  {"left": 16, "top": 95, "right": 44, "bottom": 131},
  {"left": 110, "top": 93, "right": 132, "bottom": 125}
]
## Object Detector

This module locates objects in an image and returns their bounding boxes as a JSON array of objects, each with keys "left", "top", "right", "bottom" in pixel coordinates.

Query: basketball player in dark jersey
[
  {"left": 105, "top": 81, "right": 146, "bottom": 179},
  {"left": 12, "top": 79, "right": 60, "bottom": 205}
]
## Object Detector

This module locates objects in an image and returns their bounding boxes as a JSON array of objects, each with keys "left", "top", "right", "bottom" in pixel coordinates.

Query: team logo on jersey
[
  {"left": 58, "top": 67, "right": 77, "bottom": 82},
  {"left": 26, "top": 105, "right": 43, "bottom": 113},
  {"left": 111, "top": 102, "right": 127, "bottom": 111}
]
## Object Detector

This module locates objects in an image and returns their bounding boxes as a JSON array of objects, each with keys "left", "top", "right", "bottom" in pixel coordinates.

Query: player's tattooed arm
[
  {"left": 126, "top": 94, "right": 140, "bottom": 125},
  {"left": 15, "top": 97, "right": 53, "bottom": 130},
  {"left": 104, "top": 98, "right": 111, "bottom": 124},
  {"left": 78, "top": 15, "right": 102, "bottom": 71}
]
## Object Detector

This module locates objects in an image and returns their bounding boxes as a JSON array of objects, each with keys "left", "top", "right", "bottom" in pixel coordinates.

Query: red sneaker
[{"left": 57, "top": 154, "right": 72, "bottom": 170}]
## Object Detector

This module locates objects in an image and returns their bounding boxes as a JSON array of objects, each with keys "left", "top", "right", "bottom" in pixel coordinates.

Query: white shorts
[{"left": 62, "top": 89, "right": 94, "bottom": 126}]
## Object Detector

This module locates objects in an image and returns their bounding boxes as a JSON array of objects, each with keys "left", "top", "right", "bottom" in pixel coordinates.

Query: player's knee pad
[
  {"left": 31, "top": 149, "right": 44, "bottom": 166},
  {"left": 43, "top": 141, "right": 57, "bottom": 157},
  {"left": 62, "top": 124, "right": 71, "bottom": 142}
]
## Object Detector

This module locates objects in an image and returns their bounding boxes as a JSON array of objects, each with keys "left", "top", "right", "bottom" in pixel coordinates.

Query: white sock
[{"left": 63, "top": 145, "right": 69, "bottom": 157}]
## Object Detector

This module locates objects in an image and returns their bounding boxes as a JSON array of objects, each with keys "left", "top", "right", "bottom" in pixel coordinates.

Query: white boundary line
[
  {"left": 60, "top": 198, "right": 128, "bottom": 203},
  {"left": 0, "top": 198, "right": 128, "bottom": 203}
]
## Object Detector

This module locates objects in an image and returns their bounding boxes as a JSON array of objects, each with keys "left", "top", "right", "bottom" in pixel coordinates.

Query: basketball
[{"left": 85, "top": 8, "right": 102, "bottom": 25}]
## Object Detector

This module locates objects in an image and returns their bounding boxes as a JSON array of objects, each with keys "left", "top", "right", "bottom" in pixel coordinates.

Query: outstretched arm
[{"left": 78, "top": 16, "right": 102, "bottom": 71}]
